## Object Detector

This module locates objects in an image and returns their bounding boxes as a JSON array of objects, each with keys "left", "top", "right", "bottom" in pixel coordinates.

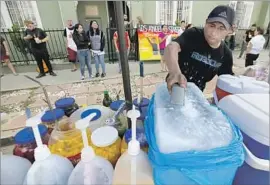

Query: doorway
[{"left": 83, "top": 18, "right": 102, "bottom": 31}]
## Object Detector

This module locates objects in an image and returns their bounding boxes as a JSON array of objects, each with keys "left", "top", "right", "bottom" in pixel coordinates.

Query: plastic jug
[
  {"left": 113, "top": 105, "right": 154, "bottom": 185},
  {"left": 23, "top": 115, "right": 74, "bottom": 185},
  {"left": 1, "top": 153, "right": 32, "bottom": 185},
  {"left": 68, "top": 113, "right": 114, "bottom": 185}
]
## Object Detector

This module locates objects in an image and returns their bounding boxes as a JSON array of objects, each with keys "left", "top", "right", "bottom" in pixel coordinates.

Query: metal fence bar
[{"left": 1, "top": 27, "right": 265, "bottom": 64}]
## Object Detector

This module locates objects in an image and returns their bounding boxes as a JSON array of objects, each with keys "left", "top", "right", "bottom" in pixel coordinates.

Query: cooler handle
[{"left": 243, "top": 143, "right": 269, "bottom": 172}]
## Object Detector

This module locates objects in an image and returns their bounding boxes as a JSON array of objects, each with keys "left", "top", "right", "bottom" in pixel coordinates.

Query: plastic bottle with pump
[
  {"left": 113, "top": 105, "right": 154, "bottom": 185},
  {"left": 23, "top": 115, "right": 74, "bottom": 185},
  {"left": 68, "top": 113, "right": 114, "bottom": 185},
  {"left": 1, "top": 153, "right": 32, "bottom": 185}
]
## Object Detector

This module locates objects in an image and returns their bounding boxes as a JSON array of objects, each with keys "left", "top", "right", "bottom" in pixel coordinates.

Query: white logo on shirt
[
  {"left": 218, "top": 11, "right": 227, "bottom": 18},
  {"left": 191, "top": 52, "right": 222, "bottom": 68}
]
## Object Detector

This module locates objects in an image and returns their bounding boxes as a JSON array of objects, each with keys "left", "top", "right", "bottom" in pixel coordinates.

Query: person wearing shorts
[
  {"left": 113, "top": 30, "right": 130, "bottom": 73},
  {"left": 0, "top": 36, "right": 18, "bottom": 77},
  {"left": 63, "top": 20, "right": 78, "bottom": 72}
]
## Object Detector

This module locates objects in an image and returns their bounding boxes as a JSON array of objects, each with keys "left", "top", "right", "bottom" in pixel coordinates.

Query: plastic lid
[
  {"left": 218, "top": 94, "right": 269, "bottom": 146},
  {"left": 217, "top": 75, "right": 269, "bottom": 94},
  {"left": 104, "top": 91, "right": 109, "bottom": 95},
  {"left": 41, "top": 108, "right": 65, "bottom": 122},
  {"left": 110, "top": 100, "right": 125, "bottom": 111},
  {"left": 14, "top": 125, "right": 48, "bottom": 144},
  {"left": 91, "top": 126, "right": 118, "bottom": 147},
  {"left": 133, "top": 97, "right": 150, "bottom": 107},
  {"left": 124, "top": 128, "right": 148, "bottom": 147},
  {"left": 55, "top": 97, "right": 75, "bottom": 108},
  {"left": 81, "top": 109, "right": 101, "bottom": 121},
  {"left": 137, "top": 106, "right": 148, "bottom": 121}
]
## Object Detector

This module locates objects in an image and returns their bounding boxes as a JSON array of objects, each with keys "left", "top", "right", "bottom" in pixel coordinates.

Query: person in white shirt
[{"left": 245, "top": 27, "right": 266, "bottom": 67}]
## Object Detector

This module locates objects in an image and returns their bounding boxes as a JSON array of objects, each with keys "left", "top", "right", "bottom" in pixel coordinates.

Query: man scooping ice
[{"left": 165, "top": 5, "right": 235, "bottom": 92}]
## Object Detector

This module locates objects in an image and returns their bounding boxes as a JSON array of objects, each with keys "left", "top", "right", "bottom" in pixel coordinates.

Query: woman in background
[
  {"left": 158, "top": 25, "right": 168, "bottom": 71},
  {"left": 72, "top": 24, "right": 92, "bottom": 80},
  {"left": 0, "top": 36, "right": 18, "bottom": 77},
  {"left": 87, "top": 20, "right": 106, "bottom": 78}
]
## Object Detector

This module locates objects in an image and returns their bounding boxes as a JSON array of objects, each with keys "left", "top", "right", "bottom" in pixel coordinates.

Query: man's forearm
[
  {"left": 164, "top": 42, "right": 181, "bottom": 74},
  {"left": 41, "top": 36, "right": 49, "bottom": 43}
]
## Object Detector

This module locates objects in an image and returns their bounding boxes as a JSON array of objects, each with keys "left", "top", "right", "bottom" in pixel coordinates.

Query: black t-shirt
[
  {"left": 174, "top": 27, "right": 234, "bottom": 91},
  {"left": 25, "top": 28, "right": 47, "bottom": 50},
  {"left": 245, "top": 29, "right": 255, "bottom": 42}
]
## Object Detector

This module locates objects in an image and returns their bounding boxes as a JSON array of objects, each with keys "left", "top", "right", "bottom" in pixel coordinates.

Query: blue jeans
[
  {"left": 93, "top": 54, "right": 105, "bottom": 74},
  {"left": 77, "top": 49, "right": 92, "bottom": 77}
]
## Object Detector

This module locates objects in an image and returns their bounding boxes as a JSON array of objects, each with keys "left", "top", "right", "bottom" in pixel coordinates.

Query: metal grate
[{"left": 5, "top": 1, "right": 37, "bottom": 28}]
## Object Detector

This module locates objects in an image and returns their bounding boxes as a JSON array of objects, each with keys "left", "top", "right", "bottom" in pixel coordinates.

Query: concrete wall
[
  {"left": 58, "top": 1, "right": 78, "bottom": 27},
  {"left": 130, "top": 1, "right": 156, "bottom": 24},
  {"left": 191, "top": 1, "right": 230, "bottom": 27},
  {"left": 36, "top": 1, "right": 63, "bottom": 29},
  {"left": 77, "top": 1, "right": 108, "bottom": 32},
  {"left": 264, "top": 5, "right": 270, "bottom": 29}
]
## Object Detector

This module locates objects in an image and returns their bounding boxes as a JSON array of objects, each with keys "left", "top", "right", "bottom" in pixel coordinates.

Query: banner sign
[{"left": 137, "top": 24, "right": 181, "bottom": 61}]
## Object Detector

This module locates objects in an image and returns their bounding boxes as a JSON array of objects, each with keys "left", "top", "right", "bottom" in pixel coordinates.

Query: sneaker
[
  {"left": 95, "top": 73, "right": 100, "bottom": 77},
  {"left": 81, "top": 76, "right": 85, "bottom": 80},
  {"left": 0, "top": 74, "right": 4, "bottom": 78},
  {"left": 50, "top": 71, "right": 57, "bottom": 76},
  {"left": 13, "top": 73, "right": 18, "bottom": 76},
  {"left": 101, "top": 73, "right": 106, "bottom": 78},
  {"left": 36, "top": 73, "right": 46, "bottom": 78}
]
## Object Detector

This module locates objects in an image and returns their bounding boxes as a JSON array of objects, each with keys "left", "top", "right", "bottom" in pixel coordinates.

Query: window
[
  {"left": 229, "top": 1, "right": 254, "bottom": 29},
  {"left": 176, "top": 1, "right": 192, "bottom": 24},
  {"left": 5, "top": 1, "right": 39, "bottom": 28},
  {"left": 157, "top": 1, "right": 174, "bottom": 25}
]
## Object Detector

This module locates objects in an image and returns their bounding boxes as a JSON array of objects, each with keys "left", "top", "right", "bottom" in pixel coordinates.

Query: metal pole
[{"left": 114, "top": 1, "right": 132, "bottom": 129}]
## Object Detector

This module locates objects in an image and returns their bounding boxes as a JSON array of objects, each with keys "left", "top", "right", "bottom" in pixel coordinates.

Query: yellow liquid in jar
[
  {"left": 93, "top": 137, "right": 121, "bottom": 166},
  {"left": 49, "top": 128, "right": 92, "bottom": 158}
]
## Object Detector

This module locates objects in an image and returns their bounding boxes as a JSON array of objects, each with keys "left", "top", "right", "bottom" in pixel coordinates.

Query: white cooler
[
  {"left": 218, "top": 94, "right": 269, "bottom": 185},
  {"left": 214, "top": 75, "right": 269, "bottom": 104}
]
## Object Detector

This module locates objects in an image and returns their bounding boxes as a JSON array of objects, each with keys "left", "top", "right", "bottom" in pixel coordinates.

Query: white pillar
[
  {"left": 1, "top": 1, "right": 12, "bottom": 29},
  {"left": 31, "top": 1, "right": 43, "bottom": 28}
]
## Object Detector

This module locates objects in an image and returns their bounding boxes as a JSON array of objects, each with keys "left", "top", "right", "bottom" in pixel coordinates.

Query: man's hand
[
  {"left": 34, "top": 37, "right": 41, "bottom": 44},
  {"left": 166, "top": 72, "right": 187, "bottom": 93}
]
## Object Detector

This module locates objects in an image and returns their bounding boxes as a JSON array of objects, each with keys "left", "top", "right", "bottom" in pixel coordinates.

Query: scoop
[
  {"left": 105, "top": 102, "right": 126, "bottom": 126},
  {"left": 171, "top": 84, "right": 185, "bottom": 106}
]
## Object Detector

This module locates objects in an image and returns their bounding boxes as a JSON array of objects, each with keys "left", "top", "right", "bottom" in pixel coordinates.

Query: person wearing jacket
[
  {"left": 87, "top": 20, "right": 106, "bottom": 78},
  {"left": 72, "top": 23, "right": 92, "bottom": 80}
]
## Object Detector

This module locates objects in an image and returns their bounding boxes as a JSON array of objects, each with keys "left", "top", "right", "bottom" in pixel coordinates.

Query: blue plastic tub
[{"left": 145, "top": 95, "right": 245, "bottom": 185}]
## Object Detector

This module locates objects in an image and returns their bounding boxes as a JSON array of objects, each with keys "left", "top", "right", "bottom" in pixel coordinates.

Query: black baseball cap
[{"left": 206, "top": 5, "right": 235, "bottom": 30}]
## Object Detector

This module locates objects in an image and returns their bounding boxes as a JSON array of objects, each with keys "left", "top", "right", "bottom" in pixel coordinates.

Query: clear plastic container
[
  {"left": 23, "top": 116, "right": 74, "bottom": 185},
  {"left": 13, "top": 125, "right": 49, "bottom": 163},
  {"left": 91, "top": 126, "right": 121, "bottom": 166},
  {"left": 55, "top": 97, "right": 79, "bottom": 117},
  {"left": 68, "top": 114, "right": 114, "bottom": 185},
  {"left": 113, "top": 106, "right": 154, "bottom": 185},
  {"left": 41, "top": 108, "right": 65, "bottom": 134},
  {"left": 48, "top": 117, "right": 92, "bottom": 166},
  {"left": 70, "top": 105, "right": 114, "bottom": 131},
  {"left": 121, "top": 128, "right": 148, "bottom": 154},
  {"left": 109, "top": 100, "right": 128, "bottom": 138},
  {"left": 1, "top": 154, "right": 32, "bottom": 185}
]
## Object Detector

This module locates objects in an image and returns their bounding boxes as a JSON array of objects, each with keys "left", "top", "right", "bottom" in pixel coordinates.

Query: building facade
[{"left": 1, "top": 1, "right": 269, "bottom": 31}]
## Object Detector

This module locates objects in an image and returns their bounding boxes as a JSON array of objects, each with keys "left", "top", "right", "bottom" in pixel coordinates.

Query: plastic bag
[
  {"left": 145, "top": 96, "right": 245, "bottom": 185},
  {"left": 243, "top": 63, "right": 269, "bottom": 83}
]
